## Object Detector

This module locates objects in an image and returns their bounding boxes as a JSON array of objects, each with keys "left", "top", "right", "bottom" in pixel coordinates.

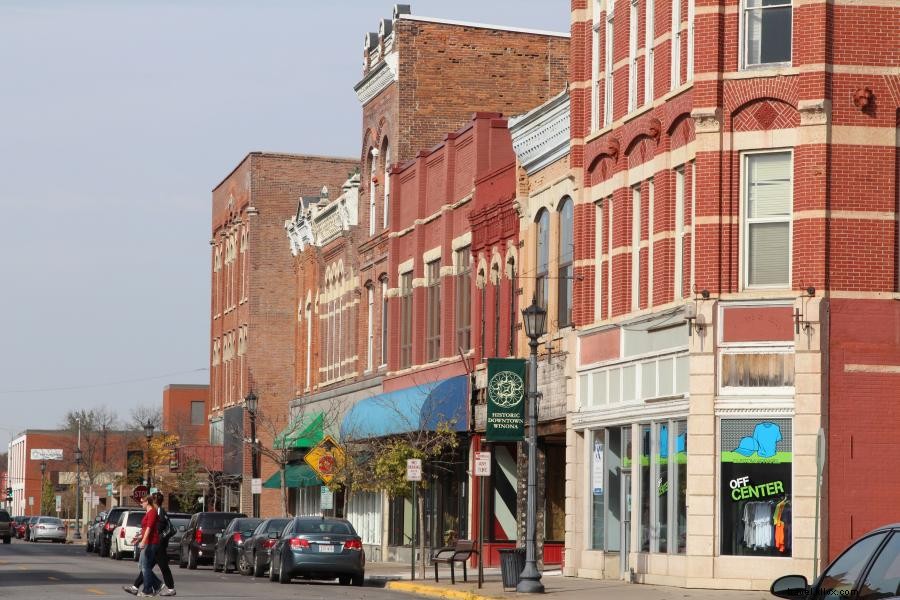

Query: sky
[{"left": 0, "top": 0, "right": 570, "bottom": 449}]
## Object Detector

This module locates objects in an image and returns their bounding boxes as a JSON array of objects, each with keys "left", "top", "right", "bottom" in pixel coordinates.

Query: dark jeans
[{"left": 134, "top": 541, "right": 174, "bottom": 591}]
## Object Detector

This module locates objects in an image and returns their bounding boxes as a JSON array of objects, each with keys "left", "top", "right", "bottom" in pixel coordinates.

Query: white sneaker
[
  {"left": 123, "top": 585, "right": 139, "bottom": 595},
  {"left": 158, "top": 586, "right": 176, "bottom": 597}
]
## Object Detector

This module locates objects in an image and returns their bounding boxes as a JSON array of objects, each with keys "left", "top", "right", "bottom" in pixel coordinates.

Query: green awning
[
  {"left": 274, "top": 411, "right": 325, "bottom": 450},
  {"left": 262, "top": 463, "right": 322, "bottom": 489}
]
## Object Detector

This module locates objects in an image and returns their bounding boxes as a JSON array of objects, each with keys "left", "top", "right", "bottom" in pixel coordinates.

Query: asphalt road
[{"left": 0, "top": 539, "right": 410, "bottom": 600}]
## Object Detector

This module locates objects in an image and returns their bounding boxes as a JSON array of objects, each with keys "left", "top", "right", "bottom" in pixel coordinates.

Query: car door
[
  {"left": 813, "top": 531, "right": 890, "bottom": 598},
  {"left": 855, "top": 531, "right": 900, "bottom": 600}
]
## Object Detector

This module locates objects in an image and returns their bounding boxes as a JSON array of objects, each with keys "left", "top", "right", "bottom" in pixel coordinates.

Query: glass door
[{"left": 620, "top": 470, "right": 632, "bottom": 578}]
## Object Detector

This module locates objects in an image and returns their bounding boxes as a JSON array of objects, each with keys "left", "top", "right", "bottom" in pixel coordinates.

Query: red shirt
[{"left": 141, "top": 508, "right": 160, "bottom": 545}]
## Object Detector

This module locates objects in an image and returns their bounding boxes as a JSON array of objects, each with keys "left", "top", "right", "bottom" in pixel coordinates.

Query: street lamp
[
  {"left": 143, "top": 421, "right": 155, "bottom": 487},
  {"left": 74, "top": 447, "right": 83, "bottom": 540},
  {"left": 245, "top": 391, "right": 259, "bottom": 518},
  {"left": 518, "top": 297, "right": 546, "bottom": 593},
  {"left": 40, "top": 461, "right": 47, "bottom": 515}
]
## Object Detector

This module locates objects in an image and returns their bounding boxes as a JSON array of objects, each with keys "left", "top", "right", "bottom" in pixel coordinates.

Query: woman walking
[
  {"left": 129, "top": 494, "right": 162, "bottom": 597},
  {"left": 124, "top": 492, "right": 176, "bottom": 596}
]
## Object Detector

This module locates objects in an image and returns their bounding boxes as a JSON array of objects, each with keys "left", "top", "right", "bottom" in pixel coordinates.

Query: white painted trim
[
  {"left": 398, "top": 14, "right": 569, "bottom": 38},
  {"left": 423, "top": 245, "right": 442, "bottom": 264}
]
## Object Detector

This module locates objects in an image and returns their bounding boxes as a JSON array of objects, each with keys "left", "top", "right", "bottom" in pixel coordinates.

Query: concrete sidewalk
[{"left": 379, "top": 570, "right": 772, "bottom": 600}]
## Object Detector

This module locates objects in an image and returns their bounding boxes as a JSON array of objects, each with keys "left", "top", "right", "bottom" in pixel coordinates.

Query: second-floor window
[
  {"left": 366, "top": 284, "right": 374, "bottom": 371},
  {"left": 380, "top": 278, "right": 389, "bottom": 367},
  {"left": 674, "top": 168, "right": 686, "bottom": 299},
  {"left": 426, "top": 260, "right": 442, "bottom": 362},
  {"left": 671, "top": 0, "right": 682, "bottom": 89},
  {"left": 558, "top": 198, "right": 574, "bottom": 327},
  {"left": 628, "top": 0, "right": 638, "bottom": 112},
  {"left": 631, "top": 185, "right": 642, "bottom": 311},
  {"left": 744, "top": 151, "right": 792, "bottom": 288},
  {"left": 592, "top": 0, "right": 603, "bottom": 130},
  {"left": 536, "top": 209, "right": 550, "bottom": 309},
  {"left": 604, "top": 10, "right": 615, "bottom": 125},
  {"left": 742, "top": 0, "right": 792, "bottom": 68},
  {"left": 645, "top": 0, "right": 655, "bottom": 105},
  {"left": 455, "top": 248, "right": 472, "bottom": 352},
  {"left": 399, "top": 272, "right": 413, "bottom": 368}
]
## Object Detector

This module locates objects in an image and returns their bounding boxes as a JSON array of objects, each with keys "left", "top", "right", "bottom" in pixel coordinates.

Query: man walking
[{"left": 123, "top": 493, "right": 176, "bottom": 597}]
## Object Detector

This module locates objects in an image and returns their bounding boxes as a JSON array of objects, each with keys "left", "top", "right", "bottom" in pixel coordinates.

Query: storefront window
[
  {"left": 640, "top": 425, "right": 651, "bottom": 552},
  {"left": 590, "top": 428, "right": 622, "bottom": 552},
  {"left": 676, "top": 420, "right": 687, "bottom": 553},
  {"left": 544, "top": 444, "right": 566, "bottom": 542},
  {"left": 655, "top": 423, "right": 669, "bottom": 553},
  {"left": 720, "top": 418, "right": 792, "bottom": 556}
]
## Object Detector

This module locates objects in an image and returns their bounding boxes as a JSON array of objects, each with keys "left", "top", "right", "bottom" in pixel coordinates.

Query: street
[{"left": 0, "top": 539, "right": 411, "bottom": 600}]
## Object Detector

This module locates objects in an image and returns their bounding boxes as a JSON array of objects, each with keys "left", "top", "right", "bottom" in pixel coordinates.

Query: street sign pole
[
  {"left": 474, "top": 448, "right": 492, "bottom": 589},
  {"left": 406, "top": 458, "right": 422, "bottom": 582}
]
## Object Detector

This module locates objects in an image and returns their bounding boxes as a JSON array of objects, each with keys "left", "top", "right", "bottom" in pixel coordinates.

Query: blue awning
[{"left": 341, "top": 375, "right": 469, "bottom": 439}]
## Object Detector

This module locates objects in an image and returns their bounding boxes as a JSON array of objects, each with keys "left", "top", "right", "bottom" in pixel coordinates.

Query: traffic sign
[
  {"left": 474, "top": 452, "right": 491, "bottom": 477},
  {"left": 55, "top": 494, "right": 61, "bottom": 513},
  {"left": 406, "top": 459, "right": 422, "bottom": 482},
  {"left": 304, "top": 435, "right": 345, "bottom": 485},
  {"left": 251, "top": 478, "right": 262, "bottom": 494},
  {"left": 320, "top": 486, "right": 334, "bottom": 510},
  {"left": 132, "top": 485, "right": 149, "bottom": 502}
]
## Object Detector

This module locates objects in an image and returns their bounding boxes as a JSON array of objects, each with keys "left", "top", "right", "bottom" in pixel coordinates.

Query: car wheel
[
  {"left": 114, "top": 545, "right": 122, "bottom": 560},
  {"left": 86, "top": 541, "right": 93, "bottom": 552},
  {"left": 213, "top": 551, "right": 222, "bottom": 572},
  {"left": 338, "top": 575, "right": 351, "bottom": 586},
  {"left": 268, "top": 555, "right": 278, "bottom": 582},
  {"left": 224, "top": 548, "right": 235, "bottom": 573},
  {"left": 352, "top": 573, "right": 364, "bottom": 587},
  {"left": 278, "top": 556, "right": 291, "bottom": 584},
  {"left": 253, "top": 553, "right": 265, "bottom": 578},
  {"left": 2, "top": 537, "right": 10, "bottom": 545},
  {"left": 187, "top": 549, "right": 198, "bottom": 570},
  {"left": 179, "top": 548, "right": 187, "bottom": 569}
]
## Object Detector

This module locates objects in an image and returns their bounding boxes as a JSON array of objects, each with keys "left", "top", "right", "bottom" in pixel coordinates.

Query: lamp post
[
  {"left": 74, "top": 417, "right": 83, "bottom": 540},
  {"left": 518, "top": 297, "right": 547, "bottom": 593},
  {"left": 143, "top": 421, "right": 155, "bottom": 487},
  {"left": 39, "top": 461, "right": 47, "bottom": 515},
  {"left": 245, "top": 391, "right": 259, "bottom": 518}
]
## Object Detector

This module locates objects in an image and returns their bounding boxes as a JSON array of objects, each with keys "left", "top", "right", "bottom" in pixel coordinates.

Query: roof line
[
  {"left": 398, "top": 14, "right": 569, "bottom": 39},
  {"left": 212, "top": 152, "right": 359, "bottom": 193}
]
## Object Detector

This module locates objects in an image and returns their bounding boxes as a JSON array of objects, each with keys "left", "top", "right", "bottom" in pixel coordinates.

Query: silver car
[{"left": 31, "top": 516, "right": 67, "bottom": 543}]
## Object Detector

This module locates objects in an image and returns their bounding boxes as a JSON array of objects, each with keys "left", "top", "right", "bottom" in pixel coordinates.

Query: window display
[{"left": 720, "top": 418, "right": 792, "bottom": 556}]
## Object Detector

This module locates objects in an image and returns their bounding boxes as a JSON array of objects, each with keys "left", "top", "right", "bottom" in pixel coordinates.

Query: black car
[
  {"left": 213, "top": 517, "right": 261, "bottom": 573},
  {"left": 238, "top": 518, "right": 292, "bottom": 577},
  {"left": 771, "top": 522, "right": 900, "bottom": 599},
  {"left": 269, "top": 517, "right": 365, "bottom": 586},
  {"left": 97, "top": 507, "right": 129, "bottom": 557},
  {"left": 178, "top": 511, "right": 246, "bottom": 570},
  {"left": 166, "top": 515, "right": 192, "bottom": 561}
]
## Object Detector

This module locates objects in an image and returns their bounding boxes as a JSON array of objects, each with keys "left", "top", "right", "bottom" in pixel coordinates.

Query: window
[
  {"left": 743, "top": 151, "right": 792, "bottom": 288},
  {"left": 399, "top": 272, "right": 413, "bottom": 368},
  {"left": 644, "top": 0, "right": 655, "bottom": 104},
  {"left": 305, "top": 303, "right": 312, "bottom": 387},
  {"left": 455, "top": 248, "right": 472, "bottom": 352},
  {"left": 671, "top": 0, "right": 682, "bottom": 88},
  {"left": 592, "top": 0, "right": 603, "bottom": 130},
  {"left": 191, "top": 401, "right": 205, "bottom": 426},
  {"left": 721, "top": 352, "right": 795, "bottom": 389},
  {"left": 604, "top": 10, "right": 615, "bottom": 125},
  {"left": 535, "top": 209, "right": 550, "bottom": 309},
  {"left": 595, "top": 201, "right": 604, "bottom": 320},
  {"left": 492, "top": 263, "right": 501, "bottom": 356},
  {"left": 426, "top": 260, "right": 441, "bottom": 362},
  {"left": 558, "top": 198, "right": 574, "bottom": 327},
  {"left": 674, "top": 168, "right": 685, "bottom": 299},
  {"left": 366, "top": 285, "right": 374, "bottom": 371},
  {"left": 742, "top": 0, "right": 792, "bottom": 68},
  {"left": 686, "top": 0, "right": 695, "bottom": 79},
  {"left": 383, "top": 144, "right": 391, "bottom": 229},
  {"left": 858, "top": 532, "right": 900, "bottom": 600},
  {"left": 628, "top": 0, "right": 638, "bottom": 112},
  {"left": 818, "top": 533, "right": 888, "bottom": 595},
  {"left": 507, "top": 258, "right": 517, "bottom": 356},
  {"left": 368, "top": 149, "right": 377, "bottom": 236},
  {"left": 380, "top": 278, "right": 388, "bottom": 367},
  {"left": 631, "top": 185, "right": 641, "bottom": 311}
]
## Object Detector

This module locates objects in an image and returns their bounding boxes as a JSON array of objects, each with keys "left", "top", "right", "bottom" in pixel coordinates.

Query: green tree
[{"left": 40, "top": 477, "right": 55, "bottom": 516}]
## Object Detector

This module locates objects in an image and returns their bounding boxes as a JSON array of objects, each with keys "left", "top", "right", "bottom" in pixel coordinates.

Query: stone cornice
[
  {"left": 509, "top": 91, "right": 570, "bottom": 175},
  {"left": 354, "top": 55, "right": 398, "bottom": 105}
]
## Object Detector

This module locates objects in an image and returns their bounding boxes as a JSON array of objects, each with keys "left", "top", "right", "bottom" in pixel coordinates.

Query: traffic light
[{"left": 4, "top": 487, "right": 11, "bottom": 502}]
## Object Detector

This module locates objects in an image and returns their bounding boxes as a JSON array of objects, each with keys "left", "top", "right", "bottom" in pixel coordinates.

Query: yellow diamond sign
[{"left": 304, "top": 435, "right": 345, "bottom": 485}]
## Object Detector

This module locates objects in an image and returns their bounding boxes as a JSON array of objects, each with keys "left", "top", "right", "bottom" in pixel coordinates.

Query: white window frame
[
  {"left": 607, "top": 196, "right": 614, "bottom": 317},
  {"left": 647, "top": 178, "right": 655, "bottom": 307},
  {"left": 644, "top": 0, "right": 655, "bottom": 105},
  {"left": 628, "top": 0, "right": 639, "bottom": 112},
  {"left": 366, "top": 285, "right": 374, "bottom": 372},
  {"left": 741, "top": 149, "right": 793, "bottom": 290},
  {"left": 383, "top": 145, "right": 391, "bottom": 230},
  {"left": 674, "top": 167, "right": 685, "bottom": 300},
  {"left": 740, "top": 0, "right": 793, "bottom": 69},
  {"left": 690, "top": 162, "right": 696, "bottom": 293},
  {"left": 671, "top": 0, "right": 682, "bottom": 89},
  {"left": 368, "top": 149, "right": 377, "bottom": 236},
  {"left": 686, "top": 0, "right": 695, "bottom": 80},
  {"left": 595, "top": 201, "right": 604, "bottom": 321},
  {"left": 380, "top": 278, "right": 389, "bottom": 367},
  {"left": 579, "top": 348, "right": 690, "bottom": 408},
  {"left": 592, "top": 0, "right": 603, "bottom": 131},
  {"left": 604, "top": 10, "right": 615, "bottom": 126},
  {"left": 631, "top": 185, "right": 641, "bottom": 312}
]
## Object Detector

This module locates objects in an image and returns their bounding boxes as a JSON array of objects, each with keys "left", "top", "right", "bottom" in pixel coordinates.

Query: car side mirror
[{"left": 771, "top": 575, "right": 809, "bottom": 598}]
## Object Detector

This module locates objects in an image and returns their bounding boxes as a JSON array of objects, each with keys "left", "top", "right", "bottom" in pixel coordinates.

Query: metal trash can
[{"left": 498, "top": 547, "right": 526, "bottom": 590}]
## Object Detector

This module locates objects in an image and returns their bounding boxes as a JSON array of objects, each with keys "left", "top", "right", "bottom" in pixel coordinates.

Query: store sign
[
  {"left": 30, "top": 449, "right": 63, "bottom": 460},
  {"left": 126, "top": 450, "right": 144, "bottom": 484},
  {"left": 485, "top": 358, "right": 526, "bottom": 442},
  {"left": 592, "top": 440, "right": 604, "bottom": 496}
]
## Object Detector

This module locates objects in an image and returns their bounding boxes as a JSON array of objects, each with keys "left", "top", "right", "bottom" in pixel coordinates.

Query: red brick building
[
  {"left": 566, "top": 0, "right": 900, "bottom": 589},
  {"left": 162, "top": 384, "right": 209, "bottom": 446},
  {"left": 209, "top": 152, "right": 357, "bottom": 516}
]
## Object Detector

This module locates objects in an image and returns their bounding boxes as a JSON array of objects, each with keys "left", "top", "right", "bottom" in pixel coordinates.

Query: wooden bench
[{"left": 431, "top": 539, "right": 478, "bottom": 584}]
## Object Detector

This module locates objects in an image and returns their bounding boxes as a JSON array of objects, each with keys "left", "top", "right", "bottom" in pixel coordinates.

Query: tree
[
  {"left": 59, "top": 407, "right": 120, "bottom": 519},
  {"left": 129, "top": 406, "right": 162, "bottom": 431},
  {"left": 40, "top": 476, "right": 55, "bottom": 516}
]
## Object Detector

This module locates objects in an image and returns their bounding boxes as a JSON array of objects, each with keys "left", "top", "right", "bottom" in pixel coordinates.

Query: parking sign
[
  {"left": 406, "top": 459, "right": 422, "bottom": 482},
  {"left": 474, "top": 452, "right": 491, "bottom": 477}
]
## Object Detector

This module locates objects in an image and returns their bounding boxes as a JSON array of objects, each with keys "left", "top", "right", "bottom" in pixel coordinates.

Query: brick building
[
  {"left": 565, "top": 0, "right": 900, "bottom": 590},
  {"left": 162, "top": 384, "right": 209, "bottom": 446},
  {"left": 208, "top": 152, "right": 357, "bottom": 516}
]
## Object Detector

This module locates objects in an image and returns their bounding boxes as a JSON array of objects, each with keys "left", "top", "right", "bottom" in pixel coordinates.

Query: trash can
[{"left": 498, "top": 547, "right": 526, "bottom": 590}]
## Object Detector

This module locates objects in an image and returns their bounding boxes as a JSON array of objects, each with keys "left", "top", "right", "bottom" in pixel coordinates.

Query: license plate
[{"left": 317, "top": 545, "right": 336, "bottom": 553}]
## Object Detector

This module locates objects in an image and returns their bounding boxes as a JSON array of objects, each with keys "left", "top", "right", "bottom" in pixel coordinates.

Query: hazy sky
[{"left": 0, "top": 1, "right": 569, "bottom": 449}]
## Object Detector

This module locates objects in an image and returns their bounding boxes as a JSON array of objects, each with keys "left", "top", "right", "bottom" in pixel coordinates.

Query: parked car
[
  {"left": 268, "top": 517, "right": 365, "bottom": 586},
  {"left": 97, "top": 507, "right": 129, "bottom": 557},
  {"left": 178, "top": 511, "right": 246, "bottom": 570},
  {"left": 0, "top": 510, "right": 11, "bottom": 544},
  {"left": 86, "top": 512, "right": 107, "bottom": 552},
  {"left": 24, "top": 516, "right": 40, "bottom": 541},
  {"left": 771, "top": 522, "right": 900, "bottom": 599},
  {"left": 239, "top": 518, "right": 292, "bottom": 577},
  {"left": 109, "top": 510, "right": 144, "bottom": 560},
  {"left": 13, "top": 516, "right": 29, "bottom": 540},
  {"left": 165, "top": 514, "right": 193, "bottom": 561},
  {"left": 213, "top": 517, "right": 262, "bottom": 573},
  {"left": 30, "top": 516, "right": 66, "bottom": 543}
]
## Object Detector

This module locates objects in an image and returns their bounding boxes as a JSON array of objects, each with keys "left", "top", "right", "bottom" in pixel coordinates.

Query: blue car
[{"left": 268, "top": 517, "right": 365, "bottom": 586}]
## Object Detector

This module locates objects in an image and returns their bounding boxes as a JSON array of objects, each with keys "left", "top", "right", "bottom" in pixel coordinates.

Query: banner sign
[
  {"left": 126, "top": 450, "right": 144, "bottom": 484},
  {"left": 30, "top": 449, "right": 63, "bottom": 461},
  {"left": 486, "top": 358, "right": 526, "bottom": 442}
]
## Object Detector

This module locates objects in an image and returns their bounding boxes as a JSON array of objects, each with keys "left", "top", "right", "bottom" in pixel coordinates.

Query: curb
[{"left": 385, "top": 580, "right": 502, "bottom": 600}]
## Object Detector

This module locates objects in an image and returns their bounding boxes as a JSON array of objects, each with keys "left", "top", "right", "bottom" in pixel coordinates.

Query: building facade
[{"left": 566, "top": 0, "right": 900, "bottom": 589}]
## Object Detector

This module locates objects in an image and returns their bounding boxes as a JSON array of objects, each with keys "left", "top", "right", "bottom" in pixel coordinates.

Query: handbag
[{"left": 158, "top": 510, "right": 176, "bottom": 542}]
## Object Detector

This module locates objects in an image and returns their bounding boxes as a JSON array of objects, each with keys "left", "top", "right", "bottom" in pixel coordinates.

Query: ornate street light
[
  {"left": 518, "top": 296, "right": 546, "bottom": 593},
  {"left": 144, "top": 421, "right": 155, "bottom": 487},
  {"left": 245, "top": 391, "right": 260, "bottom": 518},
  {"left": 74, "top": 446, "right": 83, "bottom": 540}
]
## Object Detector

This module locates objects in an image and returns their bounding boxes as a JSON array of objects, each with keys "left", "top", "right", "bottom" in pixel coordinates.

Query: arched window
[
  {"left": 382, "top": 143, "right": 391, "bottom": 230},
  {"left": 558, "top": 198, "right": 574, "bottom": 327},
  {"left": 492, "top": 262, "right": 501, "bottom": 357},
  {"left": 380, "top": 276, "right": 389, "bottom": 367},
  {"left": 535, "top": 209, "right": 550, "bottom": 309},
  {"left": 507, "top": 256, "right": 517, "bottom": 356},
  {"left": 366, "top": 283, "right": 375, "bottom": 371},
  {"left": 368, "top": 148, "right": 377, "bottom": 236}
]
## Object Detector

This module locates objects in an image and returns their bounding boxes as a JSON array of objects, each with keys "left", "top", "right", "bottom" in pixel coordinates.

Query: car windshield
[
  {"left": 204, "top": 515, "right": 239, "bottom": 530},
  {"left": 268, "top": 519, "right": 291, "bottom": 532},
  {"left": 40, "top": 517, "right": 62, "bottom": 525},
  {"left": 126, "top": 513, "right": 143, "bottom": 527},
  {"left": 293, "top": 521, "right": 354, "bottom": 535},
  {"left": 170, "top": 518, "right": 190, "bottom": 528}
]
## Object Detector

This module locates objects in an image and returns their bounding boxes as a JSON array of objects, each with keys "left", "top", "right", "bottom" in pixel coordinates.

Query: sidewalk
[{"left": 375, "top": 568, "right": 772, "bottom": 600}]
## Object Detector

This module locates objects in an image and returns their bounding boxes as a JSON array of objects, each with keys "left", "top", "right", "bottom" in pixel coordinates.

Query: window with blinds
[
  {"left": 426, "top": 260, "right": 442, "bottom": 362},
  {"left": 744, "top": 152, "right": 792, "bottom": 288},
  {"left": 400, "top": 272, "right": 413, "bottom": 368},
  {"left": 743, "top": 0, "right": 792, "bottom": 67},
  {"left": 536, "top": 209, "right": 550, "bottom": 309},
  {"left": 558, "top": 198, "right": 574, "bottom": 327}
]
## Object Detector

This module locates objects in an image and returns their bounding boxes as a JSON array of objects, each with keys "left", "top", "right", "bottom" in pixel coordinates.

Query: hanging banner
[
  {"left": 126, "top": 450, "right": 144, "bottom": 484},
  {"left": 486, "top": 358, "right": 526, "bottom": 442}
]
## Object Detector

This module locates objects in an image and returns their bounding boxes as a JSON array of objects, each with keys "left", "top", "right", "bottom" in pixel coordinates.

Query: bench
[{"left": 431, "top": 539, "right": 478, "bottom": 584}]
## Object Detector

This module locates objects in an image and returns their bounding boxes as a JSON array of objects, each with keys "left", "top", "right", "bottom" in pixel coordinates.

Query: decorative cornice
[
  {"left": 509, "top": 91, "right": 570, "bottom": 175},
  {"left": 354, "top": 56, "right": 398, "bottom": 105}
]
